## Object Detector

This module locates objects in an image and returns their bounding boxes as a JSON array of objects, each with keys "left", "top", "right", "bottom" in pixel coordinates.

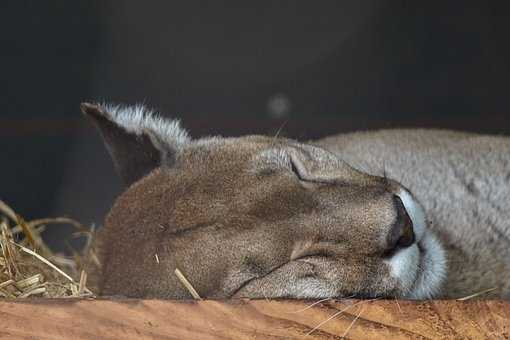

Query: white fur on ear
[{"left": 103, "top": 103, "right": 190, "bottom": 149}]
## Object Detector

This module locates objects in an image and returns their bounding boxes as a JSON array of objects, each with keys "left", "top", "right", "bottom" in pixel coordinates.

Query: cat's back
[{"left": 316, "top": 129, "right": 510, "bottom": 184}]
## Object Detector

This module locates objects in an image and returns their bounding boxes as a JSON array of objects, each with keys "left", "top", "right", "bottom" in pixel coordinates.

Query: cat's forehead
[
  {"left": 187, "top": 135, "right": 336, "bottom": 161},
  {"left": 254, "top": 144, "right": 342, "bottom": 167}
]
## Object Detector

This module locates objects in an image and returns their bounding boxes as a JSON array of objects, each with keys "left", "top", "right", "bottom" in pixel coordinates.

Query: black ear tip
[{"left": 80, "top": 102, "right": 105, "bottom": 118}]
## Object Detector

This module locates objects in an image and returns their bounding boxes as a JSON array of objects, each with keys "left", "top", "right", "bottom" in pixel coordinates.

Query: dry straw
[
  {"left": 0, "top": 199, "right": 98, "bottom": 298},
  {"left": 174, "top": 268, "right": 202, "bottom": 300}
]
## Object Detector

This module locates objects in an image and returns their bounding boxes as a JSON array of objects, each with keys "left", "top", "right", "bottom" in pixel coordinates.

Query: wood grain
[{"left": 0, "top": 299, "right": 508, "bottom": 339}]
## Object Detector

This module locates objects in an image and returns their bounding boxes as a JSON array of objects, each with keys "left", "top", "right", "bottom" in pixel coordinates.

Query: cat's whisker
[
  {"left": 306, "top": 297, "right": 379, "bottom": 336},
  {"left": 288, "top": 297, "right": 331, "bottom": 314},
  {"left": 394, "top": 297, "right": 402, "bottom": 313},
  {"left": 288, "top": 294, "right": 356, "bottom": 314},
  {"left": 341, "top": 304, "right": 366, "bottom": 338},
  {"left": 271, "top": 120, "right": 288, "bottom": 146}
]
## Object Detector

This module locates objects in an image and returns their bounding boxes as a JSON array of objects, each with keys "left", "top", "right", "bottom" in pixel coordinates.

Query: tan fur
[{"left": 82, "top": 103, "right": 509, "bottom": 299}]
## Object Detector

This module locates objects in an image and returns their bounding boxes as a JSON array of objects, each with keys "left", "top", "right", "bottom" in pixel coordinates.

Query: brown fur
[{"left": 82, "top": 103, "right": 509, "bottom": 299}]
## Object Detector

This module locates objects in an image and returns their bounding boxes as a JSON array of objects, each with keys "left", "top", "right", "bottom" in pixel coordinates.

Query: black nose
[{"left": 386, "top": 196, "right": 415, "bottom": 253}]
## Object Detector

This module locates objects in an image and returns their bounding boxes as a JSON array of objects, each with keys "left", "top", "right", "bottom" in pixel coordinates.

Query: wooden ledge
[{"left": 0, "top": 298, "right": 508, "bottom": 339}]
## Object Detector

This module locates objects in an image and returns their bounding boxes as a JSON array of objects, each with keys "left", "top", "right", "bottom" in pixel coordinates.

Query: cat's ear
[{"left": 81, "top": 102, "right": 190, "bottom": 187}]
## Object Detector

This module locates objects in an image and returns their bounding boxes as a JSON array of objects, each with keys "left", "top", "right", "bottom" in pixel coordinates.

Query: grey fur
[{"left": 317, "top": 129, "right": 510, "bottom": 298}]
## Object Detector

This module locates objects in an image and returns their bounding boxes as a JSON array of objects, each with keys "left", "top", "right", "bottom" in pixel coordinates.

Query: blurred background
[{"left": 1, "top": 1, "right": 509, "bottom": 250}]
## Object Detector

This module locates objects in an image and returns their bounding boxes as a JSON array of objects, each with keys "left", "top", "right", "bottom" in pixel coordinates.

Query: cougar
[{"left": 81, "top": 102, "right": 510, "bottom": 300}]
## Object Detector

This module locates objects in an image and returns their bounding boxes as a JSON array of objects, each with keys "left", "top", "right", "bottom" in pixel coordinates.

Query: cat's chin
[
  {"left": 405, "top": 231, "right": 447, "bottom": 299},
  {"left": 390, "top": 188, "right": 447, "bottom": 299}
]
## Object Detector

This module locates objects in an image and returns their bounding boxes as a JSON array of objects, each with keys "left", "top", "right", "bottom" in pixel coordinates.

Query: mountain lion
[{"left": 81, "top": 102, "right": 510, "bottom": 300}]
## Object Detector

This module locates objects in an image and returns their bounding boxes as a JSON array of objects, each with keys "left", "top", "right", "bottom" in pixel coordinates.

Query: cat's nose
[{"left": 386, "top": 195, "right": 415, "bottom": 253}]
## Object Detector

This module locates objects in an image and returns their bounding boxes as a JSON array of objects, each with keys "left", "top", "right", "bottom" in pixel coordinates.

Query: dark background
[{"left": 1, "top": 1, "right": 509, "bottom": 250}]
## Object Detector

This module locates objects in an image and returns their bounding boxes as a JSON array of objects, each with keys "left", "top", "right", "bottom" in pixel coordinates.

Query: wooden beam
[{"left": 0, "top": 299, "right": 508, "bottom": 339}]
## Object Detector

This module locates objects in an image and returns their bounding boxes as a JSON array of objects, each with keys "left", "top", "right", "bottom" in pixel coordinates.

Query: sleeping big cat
[{"left": 81, "top": 103, "right": 510, "bottom": 299}]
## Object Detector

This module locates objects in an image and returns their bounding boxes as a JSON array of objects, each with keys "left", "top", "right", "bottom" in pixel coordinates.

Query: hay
[
  {"left": 0, "top": 199, "right": 97, "bottom": 298},
  {"left": 174, "top": 268, "right": 202, "bottom": 300},
  {"left": 456, "top": 287, "right": 498, "bottom": 301}
]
